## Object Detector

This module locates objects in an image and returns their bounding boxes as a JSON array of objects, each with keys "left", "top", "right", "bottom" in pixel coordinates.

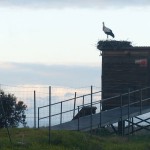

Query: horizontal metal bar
[
  {"left": 142, "top": 98, "right": 150, "bottom": 102},
  {"left": 39, "top": 87, "right": 150, "bottom": 109},
  {"left": 39, "top": 90, "right": 102, "bottom": 109},
  {"left": 39, "top": 107, "right": 79, "bottom": 120}
]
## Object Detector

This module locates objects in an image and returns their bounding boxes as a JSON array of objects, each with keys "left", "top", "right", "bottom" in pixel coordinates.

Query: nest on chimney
[{"left": 97, "top": 40, "right": 133, "bottom": 50}]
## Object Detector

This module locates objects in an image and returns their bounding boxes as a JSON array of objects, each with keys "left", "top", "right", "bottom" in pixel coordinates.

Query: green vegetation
[
  {"left": 0, "top": 90, "right": 27, "bottom": 128},
  {"left": 0, "top": 128, "right": 150, "bottom": 150}
]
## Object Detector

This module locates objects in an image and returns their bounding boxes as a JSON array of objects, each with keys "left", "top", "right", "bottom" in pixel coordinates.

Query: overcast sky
[
  {"left": 0, "top": 0, "right": 150, "bottom": 89},
  {"left": 1, "top": 0, "right": 150, "bottom": 9},
  {"left": 0, "top": 62, "right": 100, "bottom": 87}
]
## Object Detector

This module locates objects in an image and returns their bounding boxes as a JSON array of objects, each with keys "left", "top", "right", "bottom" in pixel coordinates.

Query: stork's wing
[{"left": 104, "top": 26, "right": 111, "bottom": 33}]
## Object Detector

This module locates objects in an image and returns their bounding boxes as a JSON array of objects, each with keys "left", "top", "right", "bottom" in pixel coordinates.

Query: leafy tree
[{"left": 0, "top": 90, "right": 27, "bottom": 128}]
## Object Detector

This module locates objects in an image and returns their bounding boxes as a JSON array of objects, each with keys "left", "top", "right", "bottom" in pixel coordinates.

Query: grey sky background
[
  {"left": 0, "top": 62, "right": 101, "bottom": 87},
  {"left": 1, "top": 0, "right": 150, "bottom": 127},
  {"left": 0, "top": 0, "right": 150, "bottom": 9},
  {"left": 0, "top": 0, "right": 150, "bottom": 89}
]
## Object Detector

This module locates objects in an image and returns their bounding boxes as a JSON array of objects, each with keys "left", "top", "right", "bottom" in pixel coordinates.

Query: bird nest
[{"left": 97, "top": 40, "right": 133, "bottom": 50}]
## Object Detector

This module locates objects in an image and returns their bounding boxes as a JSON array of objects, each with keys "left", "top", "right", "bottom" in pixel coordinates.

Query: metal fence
[
  {"left": 0, "top": 84, "right": 102, "bottom": 146},
  {"left": 43, "top": 86, "right": 150, "bottom": 134},
  {"left": 1, "top": 84, "right": 150, "bottom": 145},
  {"left": 0, "top": 84, "right": 101, "bottom": 128},
  {"left": 38, "top": 86, "right": 102, "bottom": 128}
]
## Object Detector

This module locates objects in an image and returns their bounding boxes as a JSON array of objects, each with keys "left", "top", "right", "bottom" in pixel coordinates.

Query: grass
[{"left": 0, "top": 128, "right": 150, "bottom": 150}]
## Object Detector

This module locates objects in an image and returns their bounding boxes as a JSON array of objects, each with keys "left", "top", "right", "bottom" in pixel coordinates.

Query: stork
[{"left": 102, "top": 22, "right": 115, "bottom": 39}]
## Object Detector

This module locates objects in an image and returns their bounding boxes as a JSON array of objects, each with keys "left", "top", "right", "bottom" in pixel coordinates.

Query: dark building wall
[{"left": 100, "top": 47, "right": 150, "bottom": 110}]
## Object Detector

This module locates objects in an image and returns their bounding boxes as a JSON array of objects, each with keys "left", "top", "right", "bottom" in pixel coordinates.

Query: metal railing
[
  {"left": 38, "top": 86, "right": 101, "bottom": 128},
  {"left": 38, "top": 86, "right": 150, "bottom": 131}
]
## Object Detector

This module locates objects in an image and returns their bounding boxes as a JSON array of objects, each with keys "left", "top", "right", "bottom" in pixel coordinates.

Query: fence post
[
  {"left": 119, "top": 94, "right": 124, "bottom": 136},
  {"left": 140, "top": 89, "right": 142, "bottom": 114},
  {"left": 60, "top": 102, "right": 62, "bottom": 124},
  {"left": 49, "top": 86, "right": 51, "bottom": 145},
  {"left": 99, "top": 100, "right": 102, "bottom": 128},
  {"left": 131, "top": 117, "right": 134, "bottom": 135},
  {"left": 73, "top": 92, "right": 76, "bottom": 118},
  {"left": 82, "top": 95, "right": 84, "bottom": 106},
  {"left": 34, "top": 90, "right": 36, "bottom": 128},
  {"left": 38, "top": 107, "right": 40, "bottom": 128},
  {"left": 121, "top": 94, "right": 124, "bottom": 136},
  {"left": 78, "top": 106, "right": 80, "bottom": 131},
  {"left": 128, "top": 88, "right": 130, "bottom": 135},
  {"left": 90, "top": 86, "right": 93, "bottom": 134}
]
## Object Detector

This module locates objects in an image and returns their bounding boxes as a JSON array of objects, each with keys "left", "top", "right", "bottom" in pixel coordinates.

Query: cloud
[
  {"left": 0, "top": 0, "right": 150, "bottom": 9},
  {"left": 0, "top": 62, "right": 101, "bottom": 126},
  {"left": 0, "top": 62, "right": 101, "bottom": 87}
]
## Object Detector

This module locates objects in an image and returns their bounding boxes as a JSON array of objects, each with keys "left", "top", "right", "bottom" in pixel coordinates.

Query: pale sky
[{"left": 0, "top": 0, "right": 150, "bottom": 87}]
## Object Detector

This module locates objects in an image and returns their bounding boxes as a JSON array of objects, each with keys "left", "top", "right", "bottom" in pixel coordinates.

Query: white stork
[{"left": 102, "top": 22, "right": 115, "bottom": 39}]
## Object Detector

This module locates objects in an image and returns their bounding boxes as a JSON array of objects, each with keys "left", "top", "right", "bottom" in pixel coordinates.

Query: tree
[{"left": 0, "top": 90, "right": 27, "bottom": 128}]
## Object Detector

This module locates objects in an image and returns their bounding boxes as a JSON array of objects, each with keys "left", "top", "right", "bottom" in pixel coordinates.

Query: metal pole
[
  {"left": 128, "top": 89, "right": 130, "bottom": 136},
  {"left": 73, "top": 92, "right": 76, "bottom": 118},
  {"left": 82, "top": 95, "right": 84, "bottom": 106},
  {"left": 34, "top": 90, "right": 36, "bottom": 128},
  {"left": 78, "top": 106, "right": 80, "bottom": 131},
  {"left": 49, "top": 86, "right": 51, "bottom": 145},
  {"left": 60, "top": 102, "right": 62, "bottom": 124},
  {"left": 131, "top": 117, "right": 134, "bottom": 135},
  {"left": 140, "top": 89, "right": 142, "bottom": 114},
  {"left": 99, "top": 100, "right": 102, "bottom": 128},
  {"left": 38, "top": 107, "right": 39, "bottom": 128},
  {"left": 90, "top": 86, "right": 93, "bottom": 134},
  {"left": 120, "top": 94, "right": 123, "bottom": 136}
]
